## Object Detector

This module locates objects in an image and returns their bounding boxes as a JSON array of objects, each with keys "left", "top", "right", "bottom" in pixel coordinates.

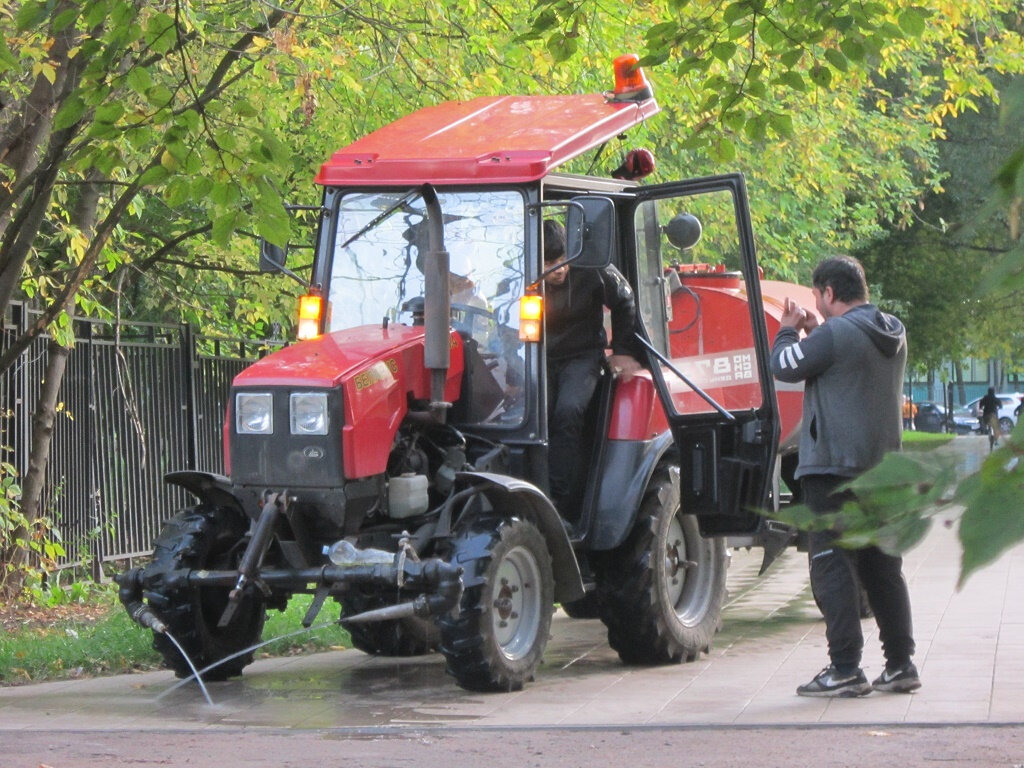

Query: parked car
[
  {"left": 914, "top": 401, "right": 981, "bottom": 435},
  {"left": 964, "top": 392, "right": 1023, "bottom": 434}
]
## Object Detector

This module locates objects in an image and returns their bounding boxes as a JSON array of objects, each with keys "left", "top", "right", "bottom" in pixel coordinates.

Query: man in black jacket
[
  {"left": 543, "top": 219, "right": 642, "bottom": 514},
  {"left": 771, "top": 255, "right": 920, "bottom": 698}
]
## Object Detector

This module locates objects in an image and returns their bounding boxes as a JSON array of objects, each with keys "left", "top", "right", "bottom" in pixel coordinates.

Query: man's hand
[
  {"left": 608, "top": 354, "right": 643, "bottom": 382},
  {"left": 781, "top": 297, "right": 818, "bottom": 333}
]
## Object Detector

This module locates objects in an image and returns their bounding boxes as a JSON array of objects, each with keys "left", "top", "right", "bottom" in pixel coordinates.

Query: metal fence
[{"left": 1, "top": 303, "right": 282, "bottom": 575}]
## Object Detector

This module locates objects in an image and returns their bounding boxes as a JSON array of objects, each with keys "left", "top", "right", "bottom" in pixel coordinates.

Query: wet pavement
[{"left": 2, "top": 436, "right": 1019, "bottom": 734}]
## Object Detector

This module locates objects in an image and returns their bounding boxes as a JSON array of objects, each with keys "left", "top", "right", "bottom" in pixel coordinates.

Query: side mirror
[
  {"left": 565, "top": 196, "right": 615, "bottom": 269},
  {"left": 664, "top": 213, "right": 702, "bottom": 251},
  {"left": 259, "top": 239, "right": 287, "bottom": 273}
]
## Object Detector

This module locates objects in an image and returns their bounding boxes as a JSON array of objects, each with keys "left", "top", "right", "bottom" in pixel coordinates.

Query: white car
[{"left": 965, "top": 392, "right": 1023, "bottom": 434}]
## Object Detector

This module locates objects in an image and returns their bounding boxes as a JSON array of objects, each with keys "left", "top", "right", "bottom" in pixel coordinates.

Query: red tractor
[{"left": 118, "top": 58, "right": 801, "bottom": 692}]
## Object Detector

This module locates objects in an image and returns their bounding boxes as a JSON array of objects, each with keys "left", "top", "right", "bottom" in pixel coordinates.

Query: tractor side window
[
  {"left": 633, "top": 199, "right": 669, "bottom": 356},
  {"left": 633, "top": 189, "right": 762, "bottom": 417}
]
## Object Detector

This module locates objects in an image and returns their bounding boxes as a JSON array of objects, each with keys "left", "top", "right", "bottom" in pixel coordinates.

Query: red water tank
[{"left": 666, "top": 265, "right": 820, "bottom": 452}]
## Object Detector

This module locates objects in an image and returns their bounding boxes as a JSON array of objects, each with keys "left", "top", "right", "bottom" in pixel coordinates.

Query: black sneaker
[
  {"left": 872, "top": 662, "right": 921, "bottom": 693},
  {"left": 796, "top": 665, "right": 873, "bottom": 697}
]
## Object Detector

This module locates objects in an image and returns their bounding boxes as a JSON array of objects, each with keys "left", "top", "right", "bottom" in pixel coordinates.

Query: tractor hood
[
  {"left": 233, "top": 324, "right": 464, "bottom": 401},
  {"left": 229, "top": 325, "right": 465, "bottom": 481}
]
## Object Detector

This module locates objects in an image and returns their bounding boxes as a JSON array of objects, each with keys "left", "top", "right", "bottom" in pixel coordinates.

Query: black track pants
[
  {"left": 547, "top": 350, "right": 603, "bottom": 507},
  {"left": 802, "top": 474, "right": 916, "bottom": 670}
]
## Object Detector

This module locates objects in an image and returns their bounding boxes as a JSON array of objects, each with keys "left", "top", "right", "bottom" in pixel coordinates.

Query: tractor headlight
[
  {"left": 236, "top": 392, "right": 274, "bottom": 434},
  {"left": 290, "top": 392, "right": 329, "bottom": 435}
]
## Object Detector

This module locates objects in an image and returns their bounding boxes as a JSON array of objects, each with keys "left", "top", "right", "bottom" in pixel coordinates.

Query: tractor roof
[{"left": 314, "top": 93, "right": 660, "bottom": 187}]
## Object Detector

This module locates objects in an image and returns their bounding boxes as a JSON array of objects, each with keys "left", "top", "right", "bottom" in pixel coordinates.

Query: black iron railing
[{"left": 1, "top": 303, "right": 284, "bottom": 574}]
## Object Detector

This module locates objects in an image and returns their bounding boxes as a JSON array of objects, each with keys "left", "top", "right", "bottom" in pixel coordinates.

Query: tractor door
[{"left": 626, "top": 173, "right": 779, "bottom": 535}]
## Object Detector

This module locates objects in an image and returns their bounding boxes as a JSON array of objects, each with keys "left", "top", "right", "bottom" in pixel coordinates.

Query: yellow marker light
[
  {"left": 297, "top": 293, "right": 323, "bottom": 340},
  {"left": 519, "top": 294, "right": 543, "bottom": 342}
]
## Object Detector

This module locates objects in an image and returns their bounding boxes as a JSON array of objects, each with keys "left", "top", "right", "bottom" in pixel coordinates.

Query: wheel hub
[
  {"left": 494, "top": 579, "right": 519, "bottom": 622},
  {"left": 491, "top": 545, "right": 542, "bottom": 660}
]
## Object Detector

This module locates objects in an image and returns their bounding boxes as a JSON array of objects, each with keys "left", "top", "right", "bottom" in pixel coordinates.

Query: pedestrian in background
[
  {"left": 979, "top": 387, "right": 1002, "bottom": 446},
  {"left": 902, "top": 394, "right": 917, "bottom": 431},
  {"left": 771, "top": 255, "right": 920, "bottom": 697}
]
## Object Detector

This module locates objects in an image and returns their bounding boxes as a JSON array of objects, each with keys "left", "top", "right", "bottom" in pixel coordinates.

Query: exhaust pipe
[{"left": 420, "top": 183, "right": 451, "bottom": 422}]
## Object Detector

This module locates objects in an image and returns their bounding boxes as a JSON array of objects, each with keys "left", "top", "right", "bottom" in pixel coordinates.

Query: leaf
[
  {"left": 722, "top": 2, "right": 749, "bottom": 24},
  {"left": 94, "top": 102, "right": 125, "bottom": 125},
  {"left": 257, "top": 208, "right": 291, "bottom": 247},
  {"left": 0, "top": 38, "right": 17, "bottom": 73},
  {"left": 897, "top": 7, "right": 927, "bottom": 37},
  {"left": 32, "top": 61, "right": 57, "bottom": 85},
  {"left": 712, "top": 42, "right": 737, "bottom": 63},
  {"left": 234, "top": 99, "right": 258, "bottom": 118},
  {"left": 53, "top": 95, "right": 87, "bottom": 131},
  {"left": 780, "top": 48, "right": 803, "bottom": 68},
  {"left": 956, "top": 451, "right": 1024, "bottom": 587},
  {"left": 16, "top": 1, "right": 48, "bottom": 31},
  {"left": 145, "top": 84, "right": 174, "bottom": 108},
  {"left": 138, "top": 164, "right": 171, "bottom": 187},
  {"left": 145, "top": 12, "right": 177, "bottom": 54},
  {"left": 775, "top": 70, "right": 806, "bottom": 92},
  {"left": 758, "top": 18, "right": 784, "bottom": 47},
  {"left": 824, "top": 48, "right": 849, "bottom": 73},
  {"left": 646, "top": 21, "right": 680, "bottom": 44},
  {"left": 211, "top": 211, "right": 240, "bottom": 247},
  {"left": 53, "top": 7, "right": 81, "bottom": 32},
  {"left": 126, "top": 66, "right": 153, "bottom": 95},
  {"left": 768, "top": 112, "right": 794, "bottom": 139},
  {"left": 711, "top": 136, "right": 736, "bottom": 163},
  {"left": 809, "top": 64, "right": 832, "bottom": 88},
  {"left": 743, "top": 114, "right": 767, "bottom": 142},
  {"left": 546, "top": 32, "right": 578, "bottom": 62},
  {"left": 839, "top": 37, "right": 866, "bottom": 63}
]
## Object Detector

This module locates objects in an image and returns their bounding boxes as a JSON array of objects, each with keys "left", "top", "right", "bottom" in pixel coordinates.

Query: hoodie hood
[{"left": 841, "top": 303, "right": 906, "bottom": 358}]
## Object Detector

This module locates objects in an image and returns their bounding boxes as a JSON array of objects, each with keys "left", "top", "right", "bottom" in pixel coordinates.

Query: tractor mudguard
[
  {"left": 453, "top": 471, "right": 586, "bottom": 603},
  {"left": 588, "top": 431, "right": 676, "bottom": 550},
  {"left": 165, "top": 470, "right": 244, "bottom": 515}
]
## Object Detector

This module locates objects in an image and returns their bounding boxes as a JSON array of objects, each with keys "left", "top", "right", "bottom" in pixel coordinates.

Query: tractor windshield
[
  {"left": 327, "top": 189, "right": 526, "bottom": 333},
  {"left": 326, "top": 189, "right": 528, "bottom": 425}
]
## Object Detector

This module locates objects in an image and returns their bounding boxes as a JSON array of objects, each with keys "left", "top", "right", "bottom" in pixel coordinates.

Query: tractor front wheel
[
  {"left": 340, "top": 591, "right": 439, "bottom": 657},
  {"left": 439, "top": 516, "right": 554, "bottom": 691},
  {"left": 146, "top": 505, "right": 266, "bottom": 680}
]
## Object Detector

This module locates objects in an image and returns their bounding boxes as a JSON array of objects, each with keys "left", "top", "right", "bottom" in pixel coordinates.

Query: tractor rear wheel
[
  {"left": 340, "top": 592, "right": 439, "bottom": 656},
  {"left": 439, "top": 516, "right": 554, "bottom": 691},
  {"left": 146, "top": 505, "right": 266, "bottom": 680},
  {"left": 597, "top": 466, "right": 727, "bottom": 665}
]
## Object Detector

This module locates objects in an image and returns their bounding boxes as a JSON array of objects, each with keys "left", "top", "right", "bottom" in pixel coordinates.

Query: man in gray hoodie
[{"left": 771, "top": 256, "right": 920, "bottom": 698}]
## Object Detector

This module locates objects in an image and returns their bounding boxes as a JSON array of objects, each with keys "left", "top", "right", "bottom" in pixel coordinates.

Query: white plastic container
[{"left": 388, "top": 473, "right": 429, "bottom": 518}]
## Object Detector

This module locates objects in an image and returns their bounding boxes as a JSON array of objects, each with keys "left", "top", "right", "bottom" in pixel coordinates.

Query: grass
[
  {"left": 0, "top": 587, "right": 352, "bottom": 687},
  {"left": 902, "top": 430, "right": 957, "bottom": 449}
]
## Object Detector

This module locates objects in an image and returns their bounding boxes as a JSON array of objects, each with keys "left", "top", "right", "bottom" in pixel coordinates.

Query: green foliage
[
  {"left": 0, "top": 461, "right": 68, "bottom": 599},
  {"left": 0, "top": 589, "right": 351, "bottom": 686},
  {"left": 776, "top": 424, "right": 1024, "bottom": 589}
]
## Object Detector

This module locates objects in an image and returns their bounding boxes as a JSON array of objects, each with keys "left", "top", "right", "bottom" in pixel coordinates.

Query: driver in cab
[{"left": 542, "top": 219, "right": 643, "bottom": 513}]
